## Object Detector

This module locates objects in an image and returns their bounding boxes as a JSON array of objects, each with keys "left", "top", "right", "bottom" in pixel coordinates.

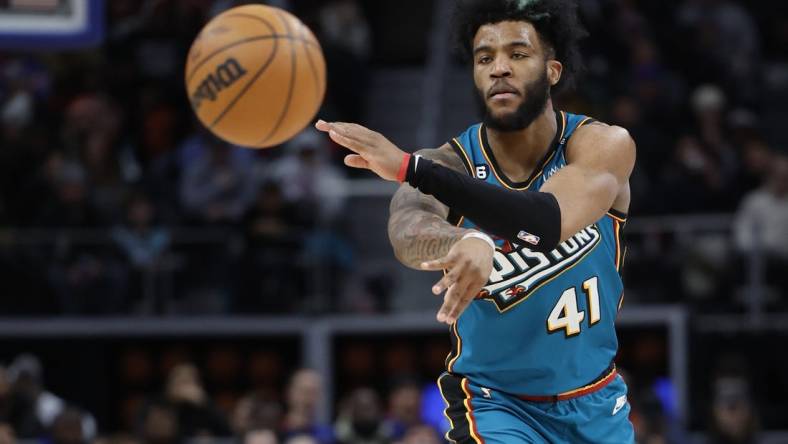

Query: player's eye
[
  {"left": 478, "top": 55, "right": 492, "bottom": 64},
  {"left": 512, "top": 52, "right": 527, "bottom": 60}
]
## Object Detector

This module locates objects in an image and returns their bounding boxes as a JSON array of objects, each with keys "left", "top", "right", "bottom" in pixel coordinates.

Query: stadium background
[{"left": 0, "top": 0, "right": 786, "bottom": 443}]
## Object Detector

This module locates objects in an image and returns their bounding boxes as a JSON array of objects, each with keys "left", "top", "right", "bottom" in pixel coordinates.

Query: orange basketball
[{"left": 185, "top": 4, "right": 326, "bottom": 148}]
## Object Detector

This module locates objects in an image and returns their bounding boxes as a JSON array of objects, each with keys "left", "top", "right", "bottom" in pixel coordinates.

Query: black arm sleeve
[{"left": 405, "top": 156, "right": 562, "bottom": 252}]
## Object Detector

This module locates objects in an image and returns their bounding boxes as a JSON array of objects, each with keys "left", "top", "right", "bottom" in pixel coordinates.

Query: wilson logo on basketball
[{"left": 190, "top": 58, "right": 248, "bottom": 110}]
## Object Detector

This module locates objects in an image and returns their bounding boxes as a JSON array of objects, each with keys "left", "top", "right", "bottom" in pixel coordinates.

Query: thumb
[{"left": 344, "top": 154, "right": 370, "bottom": 169}]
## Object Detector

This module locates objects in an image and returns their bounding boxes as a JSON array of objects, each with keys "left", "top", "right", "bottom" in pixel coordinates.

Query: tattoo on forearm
[
  {"left": 390, "top": 211, "right": 466, "bottom": 267},
  {"left": 388, "top": 145, "right": 469, "bottom": 268}
]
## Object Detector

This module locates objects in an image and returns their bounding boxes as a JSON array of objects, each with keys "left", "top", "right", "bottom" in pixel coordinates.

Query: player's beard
[{"left": 476, "top": 69, "right": 551, "bottom": 132}]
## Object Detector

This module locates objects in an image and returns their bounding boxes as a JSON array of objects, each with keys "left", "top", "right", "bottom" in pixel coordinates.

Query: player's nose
[{"left": 490, "top": 56, "right": 513, "bottom": 78}]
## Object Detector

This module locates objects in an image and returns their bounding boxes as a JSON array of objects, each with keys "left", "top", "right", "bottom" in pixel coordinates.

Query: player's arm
[
  {"left": 389, "top": 146, "right": 495, "bottom": 324},
  {"left": 316, "top": 120, "right": 634, "bottom": 253},
  {"left": 387, "top": 144, "right": 471, "bottom": 269},
  {"left": 539, "top": 123, "right": 635, "bottom": 241},
  {"left": 315, "top": 120, "right": 495, "bottom": 325}
]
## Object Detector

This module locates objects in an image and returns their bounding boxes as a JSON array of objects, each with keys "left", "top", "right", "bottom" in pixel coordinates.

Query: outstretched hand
[
  {"left": 315, "top": 120, "right": 406, "bottom": 181},
  {"left": 421, "top": 236, "right": 494, "bottom": 325},
  {"left": 317, "top": 120, "right": 494, "bottom": 326}
]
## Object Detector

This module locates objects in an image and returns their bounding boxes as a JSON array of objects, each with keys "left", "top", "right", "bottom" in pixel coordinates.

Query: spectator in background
[
  {"left": 0, "top": 67, "right": 34, "bottom": 135},
  {"left": 0, "top": 366, "right": 11, "bottom": 420},
  {"left": 393, "top": 425, "right": 440, "bottom": 444},
  {"left": 733, "top": 154, "right": 788, "bottom": 303},
  {"left": 690, "top": 85, "right": 738, "bottom": 193},
  {"left": 41, "top": 161, "right": 123, "bottom": 313},
  {"left": 178, "top": 137, "right": 256, "bottom": 311},
  {"left": 334, "top": 388, "right": 392, "bottom": 444},
  {"left": 237, "top": 180, "right": 307, "bottom": 313},
  {"left": 318, "top": 0, "right": 371, "bottom": 122},
  {"left": 284, "top": 435, "right": 318, "bottom": 444},
  {"left": 111, "top": 192, "right": 171, "bottom": 312},
  {"left": 629, "top": 388, "right": 672, "bottom": 444},
  {"left": 706, "top": 376, "right": 762, "bottom": 444},
  {"left": 49, "top": 408, "right": 88, "bottom": 444},
  {"left": 36, "top": 160, "right": 98, "bottom": 227},
  {"left": 677, "top": 0, "right": 760, "bottom": 102},
  {"left": 626, "top": 36, "right": 684, "bottom": 132},
  {"left": 179, "top": 137, "right": 256, "bottom": 225},
  {"left": 281, "top": 370, "right": 332, "bottom": 444},
  {"left": 137, "top": 401, "right": 179, "bottom": 444},
  {"left": 0, "top": 422, "right": 14, "bottom": 444},
  {"left": 272, "top": 129, "right": 353, "bottom": 311},
  {"left": 62, "top": 94, "right": 130, "bottom": 222},
  {"left": 5, "top": 354, "right": 96, "bottom": 441},
  {"left": 736, "top": 137, "right": 773, "bottom": 198},
  {"left": 243, "top": 429, "right": 280, "bottom": 444},
  {"left": 272, "top": 129, "right": 348, "bottom": 227},
  {"left": 164, "top": 363, "right": 230, "bottom": 439},
  {"left": 383, "top": 379, "right": 422, "bottom": 441},
  {"left": 659, "top": 135, "right": 718, "bottom": 213},
  {"left": 0, "top": 57, "right": 51, "bottom": 226},
  {"left": 231, "top": 393, "right": 282, "bottom": 438}
]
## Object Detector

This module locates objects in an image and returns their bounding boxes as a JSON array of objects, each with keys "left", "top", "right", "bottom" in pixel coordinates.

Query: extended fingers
[
  {"left": 344, "top": 154, "right": 370, "bottom": 169},
  {"left": 444, "top": 281, "right": 480, "bottom": 324},
  {"left": 323, "top": 126, "right": 366, "bottom": 154},
  {"left": 436, "top": 283, "right": 459, "bottom": 324},
  {"left": 431, "top": 267, "right": 461, "bottom": 295},
  {"left": 316, "top": 120, "right": 376, "bottom": 147},
  {"left": 436, "top": 280, "right": 474, "bottom": 324}
]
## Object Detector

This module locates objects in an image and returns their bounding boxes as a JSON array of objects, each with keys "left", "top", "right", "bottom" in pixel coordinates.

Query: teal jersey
[{"left": 445, "top": 110, "right": 628, "bottom": 396}]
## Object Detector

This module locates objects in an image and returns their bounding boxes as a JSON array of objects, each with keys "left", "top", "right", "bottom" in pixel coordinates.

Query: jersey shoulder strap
[
  {"left": 447, "top": 123, "right": 481, "bottom": 177},
  {"left": 562, "top": 112, "right": 597, "bottom": 140}
]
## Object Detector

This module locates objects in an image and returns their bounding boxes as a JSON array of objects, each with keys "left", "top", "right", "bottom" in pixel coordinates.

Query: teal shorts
[{"left": 437, "top": 372, "right": 635, "bottom": 444}]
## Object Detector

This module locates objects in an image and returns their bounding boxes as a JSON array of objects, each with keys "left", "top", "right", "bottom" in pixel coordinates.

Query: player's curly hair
[{"left": 452, "top": 0, "right": 587, "bottom": 92}]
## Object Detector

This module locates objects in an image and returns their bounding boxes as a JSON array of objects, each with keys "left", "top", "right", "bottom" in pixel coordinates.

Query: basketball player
[{"left": 316, "top": 0, "right": 635, "bottom": 442}]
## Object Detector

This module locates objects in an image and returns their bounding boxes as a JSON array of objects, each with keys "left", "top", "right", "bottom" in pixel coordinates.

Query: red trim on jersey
[{"left": 517, "top": 365, "right": 618, "bottom": 402}]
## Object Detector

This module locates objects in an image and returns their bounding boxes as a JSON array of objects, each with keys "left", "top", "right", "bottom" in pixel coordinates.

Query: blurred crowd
[
  {"left": 0, "top": 0, "right": 785, "bottom": 314},
  {"left": 0, "top": 353, "right": 444, "bottom": 444},
  {"left": 0, "top": 0, "right": 785, "bottom": 315},
  {"left": 0, "top": 352, "right": 769, "bottom": 444},
  {"left": 0, "top": 0, "right": 367, "bottom": 315},
  {"left": 552, "top": 0, "right": 788, "bottom": 310}
]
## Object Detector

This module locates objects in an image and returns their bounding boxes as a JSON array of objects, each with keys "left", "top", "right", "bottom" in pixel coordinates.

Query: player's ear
[{"left": 547, "top": 60, "right": 562, "bottom": 87}]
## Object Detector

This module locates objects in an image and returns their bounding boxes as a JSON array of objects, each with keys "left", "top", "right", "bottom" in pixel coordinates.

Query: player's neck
[{"left": 485, "top": 101, "right": 558, "bottom": 183}]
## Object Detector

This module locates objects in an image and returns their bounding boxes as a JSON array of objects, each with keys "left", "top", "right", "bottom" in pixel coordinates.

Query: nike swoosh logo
[{"left": 612, "top": 395, "right": 627, "bottom": 415}]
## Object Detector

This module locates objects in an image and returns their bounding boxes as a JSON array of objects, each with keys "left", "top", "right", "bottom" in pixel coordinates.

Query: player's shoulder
[{"left": 568, "top": 118, "right": 636, "bottom": 163}]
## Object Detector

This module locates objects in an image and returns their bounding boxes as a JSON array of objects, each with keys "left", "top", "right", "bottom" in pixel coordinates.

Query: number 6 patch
[{"left": 475, "top": 165, "right": 489, "bottom": 180}]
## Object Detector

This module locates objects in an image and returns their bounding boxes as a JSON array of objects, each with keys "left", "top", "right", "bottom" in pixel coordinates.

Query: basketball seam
[
  {"left": 208, "top": 28, "right": 281, "bottom": 129},
  {"left": 256, "top": 11, "right": 298, "bottom": 146},
  {"left": 186, "top": 34, "right": 318, "bottom": 84},
  {"left": 297, "top": 23, "right": 321, "bottom": 105}
]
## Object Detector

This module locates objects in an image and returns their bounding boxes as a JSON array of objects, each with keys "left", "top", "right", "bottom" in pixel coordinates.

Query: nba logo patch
[
  {"left": 475, "top": 165, "right": 489, "bottom": 180},
  {"left": 517, "top": 231, "right": 540, "bottom": 246}
]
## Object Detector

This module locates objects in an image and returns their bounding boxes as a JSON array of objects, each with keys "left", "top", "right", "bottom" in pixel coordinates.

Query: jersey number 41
[{"left": 546, "top": 277, "right": 601, "bottom": 338}]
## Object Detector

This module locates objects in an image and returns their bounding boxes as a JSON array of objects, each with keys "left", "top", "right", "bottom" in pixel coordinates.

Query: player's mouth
[{"left": 488, "top": 83, "right": 520, "bottom": 101}]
